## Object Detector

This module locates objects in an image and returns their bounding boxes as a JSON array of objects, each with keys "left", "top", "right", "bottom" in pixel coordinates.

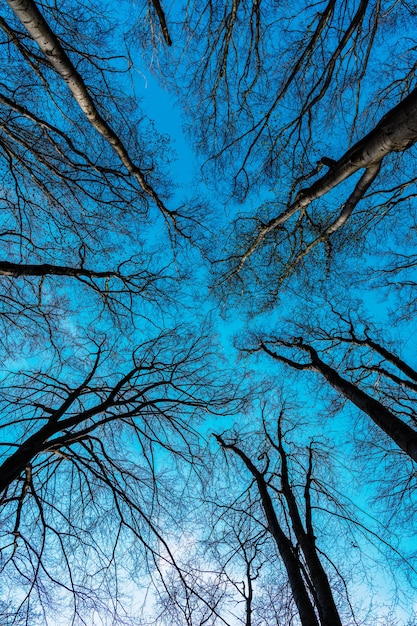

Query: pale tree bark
[
  {"left": 258, "top": 339, "right": 417, "bottom": 463},
  {"left": 5, "top": 0, "right": 180, "bottom": 228},
  {"left": 237, "top": 86, "right": 417, "bottom": 271}
]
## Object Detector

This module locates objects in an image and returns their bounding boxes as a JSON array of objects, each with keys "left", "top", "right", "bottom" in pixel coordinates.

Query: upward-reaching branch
[
  {"left": 5, "top": 0, "right": 179, "bottom": 228},
  {"left": 258, "top": 338, "right": 417, "bottom": 463},
  {"left": 215, "top": 434, "right": 320, "bottom": 626},
  {"left": 274, "top": 419, "right": 343, "bottom": 626},
  {"left": 238, "top": 86, "right": 417, "bottom": 270}
]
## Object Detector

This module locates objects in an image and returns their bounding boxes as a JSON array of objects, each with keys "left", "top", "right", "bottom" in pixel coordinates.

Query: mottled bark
[
  {"left": 5, "top": 0, "right": 176, "bottom": 225},
  {"left": 290, "top": 162, "right": 381, "bottom": 269}
]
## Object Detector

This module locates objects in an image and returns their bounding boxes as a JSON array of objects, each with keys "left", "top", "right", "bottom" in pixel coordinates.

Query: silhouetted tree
[
  {"left": 2, "top": 0, "right": 417, "bottom": 623},
  {"left": 216, "top": 414, "right": 343, "bottom": 626},
  {"left": 0, "top": 327, "right": 241, "bottom": 622},
  {"left": 241, "top": 311, "right": 417, "bottom": 462}
]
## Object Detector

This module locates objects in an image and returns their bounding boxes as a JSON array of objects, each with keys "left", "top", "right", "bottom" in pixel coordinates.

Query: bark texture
[
  {"left": 239, "top": 86, "right": 417, "bottom": 269},
  {"left": 5, "top": 0, "right": 176, "bottom": 224}
]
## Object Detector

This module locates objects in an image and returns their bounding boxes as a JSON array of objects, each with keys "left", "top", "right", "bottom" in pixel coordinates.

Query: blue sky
[{"left": 1, "top": 1, "right": 417, "bottom": 623}]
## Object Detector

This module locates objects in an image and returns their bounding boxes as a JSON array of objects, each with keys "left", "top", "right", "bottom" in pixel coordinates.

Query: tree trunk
[
  {"left": 216, "top": 436, "right": 320, "bottom": 626},
  {"left": 5, "top": 0, "right": 175, "bottom": 224},
  {"left": 311, "top": 353, "right": 417, "bottom": 462},
  {"left": 0, "top": 421, "right": 55, "bottom": 494},
  {"left": 261, "top": 341, "right": 417, "bottom": 463},
  {"left": 239, "top": 86, "right": 417, "bottom": 268},
  {"left": 277, "top": 428, "right": 343, "bottom": 626}
]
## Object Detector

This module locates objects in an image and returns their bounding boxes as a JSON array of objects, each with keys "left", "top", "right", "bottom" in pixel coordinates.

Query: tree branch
[
  {"left": 238, "top": 86, "right": 417, "bottom": 270},
  {"left": 5, "top": 0, "right": 180, "bottom": 228}
]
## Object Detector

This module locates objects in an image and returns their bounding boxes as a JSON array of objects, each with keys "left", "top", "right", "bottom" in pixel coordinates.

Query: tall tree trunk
[
  {"left": 260, "top": 341, "right": 417, "bottom": 462},
  {"left": 239, "top": 86, "right": 417, "bottom": 269},
  {"left": 5, "top": 0, "right": 176, "bottom": 225},
  {"left": 276, "top": 424, "right": 343, "bottom": 626},
  {"left": 216, "top": 436, "right": 320, "bottom": 626},
  {"left": 313, "top": 354, "right": 417, "bottom": 462}
]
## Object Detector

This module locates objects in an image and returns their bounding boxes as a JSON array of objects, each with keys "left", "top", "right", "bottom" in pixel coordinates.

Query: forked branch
[
  {"left": 237, "top": 87, "right": 417, "bottom": 271},
  {"left": 6, "top": 0, "right": 179, "bottom": 228}
]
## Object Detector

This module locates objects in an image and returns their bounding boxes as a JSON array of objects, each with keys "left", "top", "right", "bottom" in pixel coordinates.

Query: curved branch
[
  {"left": 238, "top": 86, "right": 417, "bottom": 270},
  {"left": 5, "top": 0, "right": 179, "bottom": 228},
  {"left": 290, "top": 162, "right": 382, "bottom": 270}
]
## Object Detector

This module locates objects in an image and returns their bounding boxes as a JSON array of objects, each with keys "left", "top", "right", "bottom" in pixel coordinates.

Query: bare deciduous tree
[
  {"left": 0, "top": 328, "right": 240, "bottom": 622},
  {"left": 242, "top": 312, "right": 417, "bottom": 462},
  {"left": 3, "top": 0, "right": 417, "bottom": 623},
  {"left": 216, "top": 421, "right": 343, "bottom": 626}
]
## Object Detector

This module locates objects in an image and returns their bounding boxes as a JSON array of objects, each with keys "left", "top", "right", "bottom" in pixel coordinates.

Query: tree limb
[
  {"left": 5, "top": 0, "right": 179, "bottom": 228},
  {"left": 238, "top": 86, "right": 417, "bottom": 270}
]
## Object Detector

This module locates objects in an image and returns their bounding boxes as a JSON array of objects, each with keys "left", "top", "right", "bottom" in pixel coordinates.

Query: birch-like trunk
[
  {"left": 239, "top": 86, "right": 417, "bottom": 269},
  {"left": 5, "top": 0, "right": 175, "bottom": 224}
]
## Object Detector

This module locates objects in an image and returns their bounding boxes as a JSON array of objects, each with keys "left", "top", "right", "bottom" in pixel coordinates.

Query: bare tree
[
  {"left": 3, "top": 0, "right": 417, "bottom": 623},
  {"left": 216, "top": 420, "right": 342, "bottom": 626},
  {"left": 368, "top": 244, "right": 417, "bottom": 323},
  {"left": 0, "top": 0, "right": 206, "bottom": 360},
  {"left": 146, "top": 1, "right": 417, "bottom": 310},
  {"left": 212, "top": 401, "right": 416, "bottom": 625},
  {"left": 241, "top": 311, "right": 417, "bottom": 462},
  {"left": 150, "top": 0, "right": 404, "bottom": 195},
  {"left": 226, "top": 86, "right": 417, "bottom": 280},
  {"left": 5, "top": 0, "right": 179, "bottom": 225},
  {"left": 200, "top": 499, "right": 272, "bottom": 626},
  {"left": 0, "top": 2, "right": 231, "bottom": 623},
  {"left": 0, "top": 327, "right": 241, "bottom": 623}
]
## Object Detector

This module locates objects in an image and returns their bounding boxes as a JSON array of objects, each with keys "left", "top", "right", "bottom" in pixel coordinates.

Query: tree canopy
[{"left": 1, "top": 0, "right": 417, "bottom": 624}]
